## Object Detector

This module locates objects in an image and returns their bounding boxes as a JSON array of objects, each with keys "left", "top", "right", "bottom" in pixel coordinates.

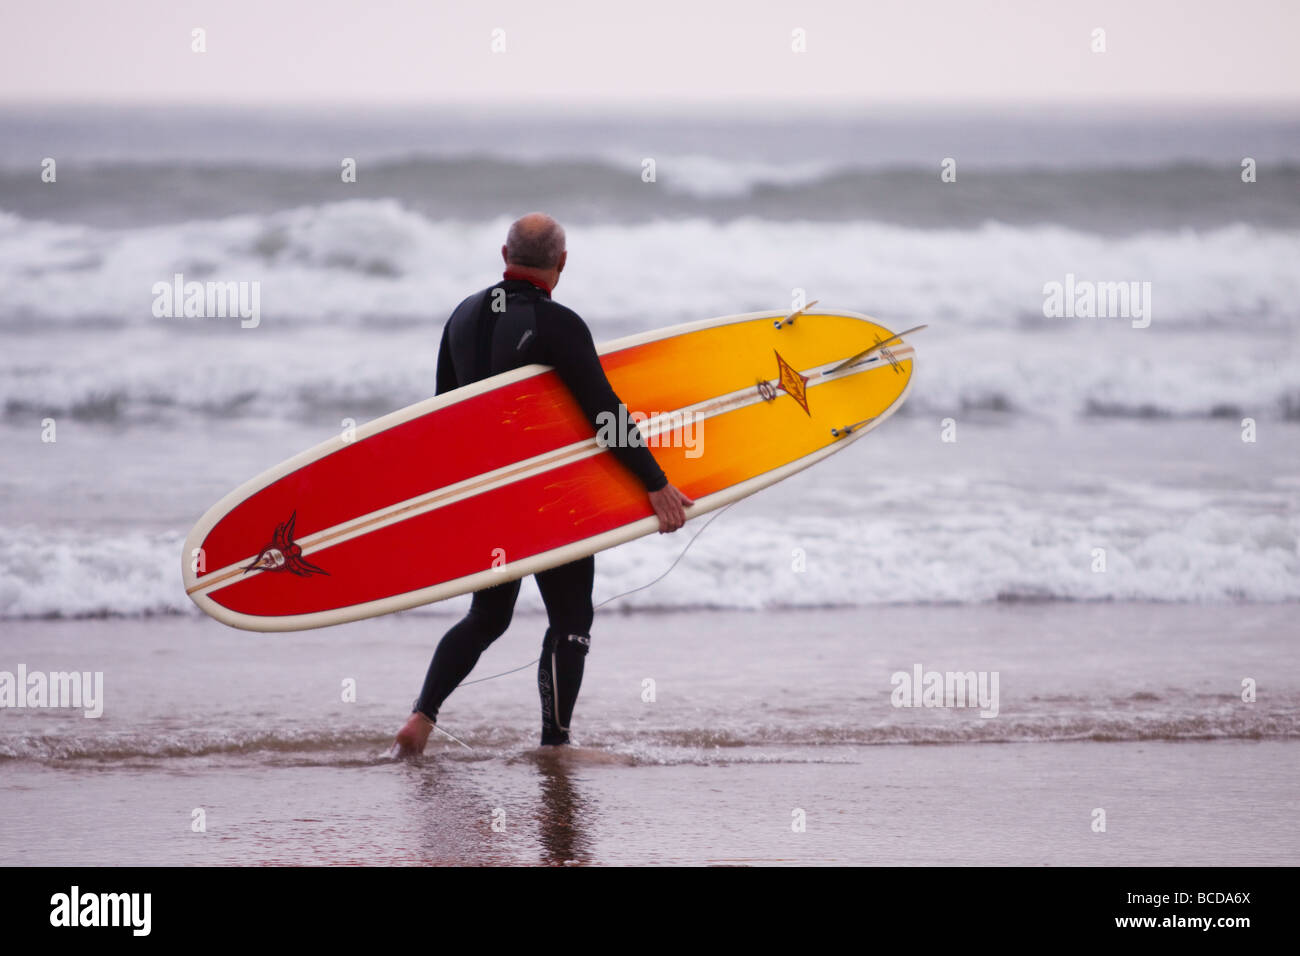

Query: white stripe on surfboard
[{"left": 188, "top": 346, "right": 914, "bottom": 598}]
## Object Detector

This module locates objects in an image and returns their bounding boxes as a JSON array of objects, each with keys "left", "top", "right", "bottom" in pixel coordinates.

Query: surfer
[{"left": 392, "top": 213, "right": 694, "bottom": 755}]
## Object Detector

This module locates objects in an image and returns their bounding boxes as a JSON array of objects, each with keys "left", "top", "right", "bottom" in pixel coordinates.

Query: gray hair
[{"left": 505, "top": 213, "right": 566, "bottom": 269}]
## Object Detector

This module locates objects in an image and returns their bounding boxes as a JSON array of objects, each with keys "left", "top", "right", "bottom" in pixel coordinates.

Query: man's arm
[
  {"left": 542, "top": 307, "right": 669, "bottom": 492},
  {"left": 435, "top": 321, "right": 458, "bottom": 396}
]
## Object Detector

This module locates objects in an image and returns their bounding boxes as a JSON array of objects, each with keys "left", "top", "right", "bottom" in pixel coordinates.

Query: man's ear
[
  {"left": 556, "top": 250, "right": 567, "bottom": 274},
  {"left": 501, "top": 244, "right": 509, "bottom": 265}
]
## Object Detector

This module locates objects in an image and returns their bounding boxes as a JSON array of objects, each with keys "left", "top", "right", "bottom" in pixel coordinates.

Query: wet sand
[{"left": 2, "top": 603, "right": 1297, "bottom": 865}]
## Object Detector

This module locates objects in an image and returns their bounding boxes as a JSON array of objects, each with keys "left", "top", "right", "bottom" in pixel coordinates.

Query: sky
[{"left": 1, "top": 0, "right": 1297, "bottom": 107}]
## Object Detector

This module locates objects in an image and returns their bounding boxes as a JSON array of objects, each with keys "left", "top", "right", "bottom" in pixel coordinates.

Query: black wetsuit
[{"left": 414, "top": 276, "right": 666, "bottom": 744}]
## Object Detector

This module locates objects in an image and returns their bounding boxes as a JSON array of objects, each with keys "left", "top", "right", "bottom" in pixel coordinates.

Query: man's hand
[{"left": 648, "top": 483, "right": 694, "bottom": 533}]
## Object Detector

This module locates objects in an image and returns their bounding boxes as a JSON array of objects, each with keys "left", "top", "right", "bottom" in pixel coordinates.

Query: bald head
[{"left": 504, "top": 213, "right": 566, "bottom": 270}]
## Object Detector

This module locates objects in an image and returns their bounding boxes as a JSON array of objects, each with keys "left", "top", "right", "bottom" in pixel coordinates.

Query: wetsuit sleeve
[
  {"left": 543, "top": 308, "right": 668, "bottom": 493},
  {"left": 435, "top": 321, "right": 458, "bottom": 396}
]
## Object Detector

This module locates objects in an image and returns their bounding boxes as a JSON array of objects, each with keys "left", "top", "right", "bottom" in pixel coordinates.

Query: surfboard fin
[
  {"left": 830, "top": 324, "right": 928, "bottom": 373},
  {"left": 830, "top": 417, "right": 876, "bottom": 437},
  {"left": 773, "top": 299, "right": 819, "bottom": 329}
]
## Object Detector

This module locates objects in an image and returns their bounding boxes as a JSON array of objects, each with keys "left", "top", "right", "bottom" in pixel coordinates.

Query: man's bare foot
[{"left": 390, "top": 711, "right": 435, "bottom": 757}]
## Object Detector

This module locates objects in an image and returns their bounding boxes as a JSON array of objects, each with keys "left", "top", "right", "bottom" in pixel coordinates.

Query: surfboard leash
[
  {"left": 455, "top": 501, "right": 737, "bottom": 690},
  {"left": 594, "top": 501, "right": 737, "bottom": 610}
]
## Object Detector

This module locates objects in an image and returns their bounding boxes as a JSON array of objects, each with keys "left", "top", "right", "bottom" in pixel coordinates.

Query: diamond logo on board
[{"left": 773, "top": 350, "right": 811, "bottom": 416}]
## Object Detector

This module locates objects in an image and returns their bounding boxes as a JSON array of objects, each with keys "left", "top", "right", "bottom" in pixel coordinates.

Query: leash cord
[{"left": 455, "top": 503, "right": 734, "bottom": 689}]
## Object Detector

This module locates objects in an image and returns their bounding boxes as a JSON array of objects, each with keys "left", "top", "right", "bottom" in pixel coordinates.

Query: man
[{"left": 391, "top": 213, "right": 694, "bottom": 755}]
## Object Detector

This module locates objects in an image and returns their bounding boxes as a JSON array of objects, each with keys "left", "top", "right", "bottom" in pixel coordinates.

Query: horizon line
[{"left": 3, "top": 96, "right": 1300, "bottom": 115}]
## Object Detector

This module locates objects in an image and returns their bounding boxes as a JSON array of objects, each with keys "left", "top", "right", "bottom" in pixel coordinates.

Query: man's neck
[{"left": 502, "top": 266, "right": 555, "bottom": 295}]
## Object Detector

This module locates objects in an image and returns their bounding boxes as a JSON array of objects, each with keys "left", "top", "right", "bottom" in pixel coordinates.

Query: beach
[{"left": 2, "top": 603, "right": 1296, "bottom": 866}]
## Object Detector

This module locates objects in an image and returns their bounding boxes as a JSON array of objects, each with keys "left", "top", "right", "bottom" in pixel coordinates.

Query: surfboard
[{"left": 182, "top": 307, "right": 919, "bottom": 631}]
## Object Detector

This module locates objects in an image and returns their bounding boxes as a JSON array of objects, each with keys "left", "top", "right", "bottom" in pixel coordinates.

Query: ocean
[{"left": 1, "top": 104, "right": 1297, "bottom": 865}]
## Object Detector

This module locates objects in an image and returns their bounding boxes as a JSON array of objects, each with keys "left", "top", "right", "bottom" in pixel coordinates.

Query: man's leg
[
  {"left": 533, "top": 555, "right": 595, "bottom": 746},
  {"left": 391, "top": 577, "right": 521, "bottom": 755}
]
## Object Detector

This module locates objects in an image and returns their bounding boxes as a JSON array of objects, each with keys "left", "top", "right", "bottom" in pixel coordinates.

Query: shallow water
[{"left": 2, "top": 605, "right": 1296, "bottom": 864}]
